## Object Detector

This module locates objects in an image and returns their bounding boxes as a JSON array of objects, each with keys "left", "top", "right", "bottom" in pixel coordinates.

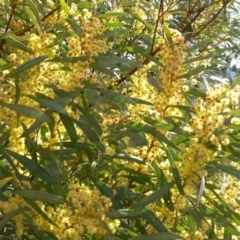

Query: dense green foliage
[{"left": 0, "top": 0, "right": 240, "bottom": 239}]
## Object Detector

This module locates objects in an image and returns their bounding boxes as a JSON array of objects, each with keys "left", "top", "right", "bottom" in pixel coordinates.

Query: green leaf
[
  {"left": 140, "top": 115, "right": 174, "bottom": 131},
  {"left": 15, "top": 190, "right": 66, "bottom": 204},
  {"left": 146, "top": 128, "right": 179, "bottom": 151},
  {"left": 60, "top": 141, "right": 95, "bottom": 151},
  {"left": 60, "top": 0, "right": 71, "bottom": 15},
  {"left": 48, "top": 56, "right": 89, "bottom": 63},
  {"left": 91, "top": 55, "right": 142, "bottom": 71},
  {"left": 199, "top": 203, "right": 239, "bottom": 235},
  {"left": 0, "top": 177, "right": 13, "bottom": 189},
  {"left": 98, "top": 12, "right": 129, "bottom": 18},
  {"left": 20, "top": 117, "right": 47, "bottom": 138},
  {"left": 128, "top": 132, "right": 148, "bottom": 147},
  {"left": 76, "top": 105, "right": 102, "bottom": 136},
  {"left": 87, "top": 174, "right": 122, "bottom": 210},
  {"left": 142, "top": 209, "right": 167, "bottom": 232},
  {"left": 59, "top": 113, "right": 78, "bottom": 142},
  {"left": 2, "top": 103, "right": 51, "bottom": 122},
  {"left": 187, "top": 39, "right": 213, "bottom": 51},
  {"left": 111, "top": 153, "right": 145, "bottom": 165},
  {"left": 210, "top": 163, "right": 240, "bottom": 180},
  {"left": 66, "top": 18, "right": 82, "bottom": 36},
  {"left": 221, "top": 109, "right": 240, "bottom": 116},
  {"left": 25, "top": 6, "right": 41, "bottom": 35},
  {"left": 167, "top": 151, "right": 184, "bottom": 194},
  {"left": 162, "top": 25, "right": 174, "bottom": 51},
  {"left": 5, "top": 150, "right": 52, "bottom": 184},
  {"left": 22, "top": 213, "right": 58, "bottom": 240},
  {"left": 129, "top": 233, "right": 184, "bottom": 240},
  {"left": 106, "top": 22, "right": 124, "bottom": 27},
  {"left": 49, "top": 158, "right": 63, "bottom": 196},
  {"left": 14, "top": 75, "right": 20, "bottom": 104},
  {"left": 24, "top": 198, "right": 56, "bottom": 226},
  {"left": 5, "top": 36, "right": 34, "bottom": 54},
  {"left": 133, "top": 183, "right": 174, "bottom": 209},
  {"left": 178, "top": 65, "right": 205, "bottom": 79},
  {"left": 106, "top": 209, "right": 143, "bottom": 218},
  {"left": 36, "top": 98, "right": 69, "bottom": 115},
  {"left": 26, "top": 0, "right": 42, "bottom": 34},
  {"left": 74, "top": 119, "right": 105, "bottom": 152},
  {"left": 0, "top": 207, "right": 28, "bottom": 232},
  {"left": 7, "top": 55, "right": 48, "bottom": 77},
  {"left": 37, "top": 148, "right": 63, "bottom": 197}
]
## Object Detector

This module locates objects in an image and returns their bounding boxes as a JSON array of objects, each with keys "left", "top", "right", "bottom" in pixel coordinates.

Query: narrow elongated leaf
[
  {"left": 0, "top": 207, "right": 28, "bottom": 232},
  {"left": 24, "top": 198, "right": 56, "bottom": 226},
  {"left": 146, "top": 128, "right": 179, "bottom": 151},
  {"left": 200, "top": 203, "right": 239, "bottom": 235},
  {"left": 48, "top": 56, "right": 89, "bottom": 63},
  {"left": 111, "top": 153, "right": 145, "bottom": 165},
  {"left": 142, "top": 210, "right": 167, "bottom": 232},
  {"left": 60, "top": 0, "right": 71, "bottom": 15},
  {"left": 60, "top": 141, "right": 95, "bottom": 151},
  {"left": 0, "top": 177, "right": 13, "bottom": 189},
  {"left": 7, "top": 55, "right": 48, "bottom": 77},
  {"left": 36, "top": 98, "right": 69, "bottom": 115},
  {"left": 178, "top": 65, "right": 205, "bottom": 79},
  {"left": 20, "top": 118, "right": 46, "bottom": 138},
  {"left": 167, "top": 151, "right": 184, "bottom": 194},
  {"left": 87, "top": 174, "right": 122, "bottom": 209},
  {"left": 59, "top": 113, "right": 78, "bottom": 142},
  {"left": 48, "top": 155, "right": 63, "bottom": 196},
  {"left": 76, "top": 105, "right": 102, "bottom": 135},
  {"left": 87, "top": 174, "right": 114, "bottom": 197},
  {"left": 133, "top": 183, "right": 174, "bottom": 209},
  {"left": 25, "top": 6, "right": 41, "bottom": 34},
  {"left": 23, "top": 213, "right": 58, "bottom": 240},
  {"left": 2, "top": 103, "right": 51, "bottom": 122},
  {"left": 106, "top": 209, "right": 142, "bottom": 218},
  {"left": 5, "top": 150, "right": 52, "bottom": 184},
  {"left": 5, "top": 36, "right": 34, "bottom": 54},
  {"left": 140, "top": 115, "right": 173, "bottom": 131},
  {"left": 74, "top": 120, "right": 105, "bottom": 152},
  {"left": 162, "top": 25, "right": 174, "bottom": 51},
  {"left": 98, "top": 12, "right": 129, "bottom": 18},
  {"left": 95, "top": 55, "right": 142, "bottom": 68},
  {"left": 129, "top": 233, "right": 184, "bottom": 240},
  {"left": 66, "top": 18, "right": 82, "bottom": 36},
  {"left": 15, "top": 190, "right": 65, "bottom": 204},
  {"left": 14, "top": 75, "right": 20, "bottom": 104},
  {"left": 211, "top": 163, "right": 240, "bottom": 180},
  {"left": 26, "top": 0, "right": 42, "bottom": 33}
]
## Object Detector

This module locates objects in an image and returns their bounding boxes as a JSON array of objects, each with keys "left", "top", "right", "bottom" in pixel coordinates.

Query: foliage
[{"left": 0, "top": 0, "right": 240, "bottom": 239}]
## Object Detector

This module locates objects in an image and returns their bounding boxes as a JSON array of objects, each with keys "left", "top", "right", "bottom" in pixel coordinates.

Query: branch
[
  {"left": 177, "top": 0, "right": 200, "bottom": 31},
  {"left": 17, "top": 6, "right": 59, "bottom": 36},
  {"left": 0, "top": 4, "right": 16, "bottom": 58},
  {"left": 108, "top": 46, "right": 161, "bottom": 89},
  {"left": 186, "top": 0, "right": 231, "bottom": 41},
  {"left": 150, "top": 1, "right": 163, "bottom": 52}
]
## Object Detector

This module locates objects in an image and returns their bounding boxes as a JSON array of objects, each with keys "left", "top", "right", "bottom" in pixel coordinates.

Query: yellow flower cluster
[
  {"left": 154, "top": 28, "right": 188, "bottom": 119},
  {"left": 0, "top": 182, "right": 119, "bottom": 239}
]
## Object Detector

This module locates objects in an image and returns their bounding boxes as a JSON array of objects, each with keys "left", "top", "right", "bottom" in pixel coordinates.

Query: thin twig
[
  {"left": 187, "top": 0, "right": 231, "bottom": 41},
  {"left": 177, "top": 0, "right": 200, "bottom": 31},
  {"left": 0, "top": 4, "right": 16, "bottom": 58},
  {"left": 17, "top": 7, "right": 59, "bottom": 36},
  {"left": 150, "top": 1, "right": 163, "bottom": 52},
  {"left": 108, "top": 46, "right": 161, "bottom": 89}
]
